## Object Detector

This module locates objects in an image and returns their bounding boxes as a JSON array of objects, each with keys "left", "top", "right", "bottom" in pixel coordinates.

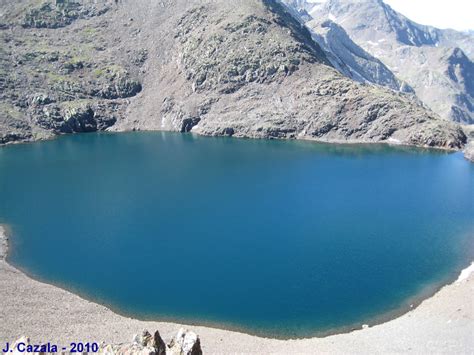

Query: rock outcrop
[
  {"left": 306, "top": 18, "right": 414, "bottom": 93},
  {"left": 0, "top": 0, "right": 468, "bottom": 151},
  {"left": 168, "top": 328, "right": 202, "bottom": 355},
  {"left": 464, "top": 142, "right": 474, "bottom": 162},
  {"left": 0, "top": 225, "right": 7, "bottom": 260},
  {"left": 9, "top": 329, "right": 202, "bottom": 355},
  {"left": 21, "top": 1, "right": 111, "bottom": 29}
]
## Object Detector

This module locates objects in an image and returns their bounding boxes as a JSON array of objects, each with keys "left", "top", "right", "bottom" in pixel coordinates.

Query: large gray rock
[{"left": 168, "top": 328, "right": 202, "bottom": 355}]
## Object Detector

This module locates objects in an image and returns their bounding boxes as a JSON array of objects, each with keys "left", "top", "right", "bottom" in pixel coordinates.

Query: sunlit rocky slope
[
  {"left": 310, "top": 0, "right": 474, "bottom": 124},
  {"left": 0, "top": 0, "right": 466, "bottom": 149}
]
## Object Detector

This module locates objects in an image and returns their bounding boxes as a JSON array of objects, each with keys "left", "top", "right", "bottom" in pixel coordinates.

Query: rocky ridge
[
  {"left": 309, "top": 0, "right": 474, "bottom": 56},
  {"left": 310, "top": 0, "right": 474, "bottom": 124},
  {"left": 306, "top": 18, "right": 414, "bottom": 93},
  {"left": 0, "top": 0, "right": 468, "bottom": 151}
]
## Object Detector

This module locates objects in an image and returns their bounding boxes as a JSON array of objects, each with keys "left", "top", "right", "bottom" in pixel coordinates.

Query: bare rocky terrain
[
  {"left": 0, "top": 0, "right": 468, "bottom": 150},
  {"left": 306, "top": 18, "right": 414, "bottom": 94},
  {"left": 310, "top": 0, "right": 474, "bottom": 124}
]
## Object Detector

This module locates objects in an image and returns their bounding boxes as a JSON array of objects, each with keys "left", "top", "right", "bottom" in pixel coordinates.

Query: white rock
[
  {"left": 168, "top": 328, "right": 202, "bottom": 355},
  {"left": 0, "top": 225, "right": 8, "bottom": 260}
]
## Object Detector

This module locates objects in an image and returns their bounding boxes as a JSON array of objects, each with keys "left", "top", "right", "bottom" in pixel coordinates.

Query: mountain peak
[
  {"left": 306, "top": 16, "right": 414, "bottom": 93},
  {"left": 314, "top": 0, "right": 441, "bottom": 46},
  {"left": 311, "top": 0, "right": 474, "bottom": 123}
]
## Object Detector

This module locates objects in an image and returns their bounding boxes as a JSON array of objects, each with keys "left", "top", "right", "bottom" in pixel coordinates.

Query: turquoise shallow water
[{"left": 0, "top": 132, "right": 473, "bottom": 337}]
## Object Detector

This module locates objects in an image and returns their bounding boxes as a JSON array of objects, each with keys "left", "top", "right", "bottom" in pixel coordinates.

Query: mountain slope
[
  {"left": 309, "top": 0, "right": 474, "bottom": 57},
  {"left": 306, "top": 18, "right": 413, "bottom": 93},
  {"left": 311, "top": 0, "right": 474, "bottom": 124},
  {"left": 0, "top": 0, "right": 466, "bottom": 149},
  {"left": 279, "top": 0, "right": 414, "bottom": 94}
]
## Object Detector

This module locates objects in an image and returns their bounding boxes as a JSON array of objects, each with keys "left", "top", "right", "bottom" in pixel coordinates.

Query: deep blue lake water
[{"left": 0, "top": 132, "right": 473, "bottom": 337}]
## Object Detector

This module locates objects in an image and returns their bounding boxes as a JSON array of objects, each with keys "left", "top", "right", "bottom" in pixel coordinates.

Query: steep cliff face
[
  {"left": 310, "top": 0, "right": 474, "bottom": 124},
  {"left": 309, "top": 0, "right": 474, "bottom": 56},
  {"left": 306, "top": 18, "right": 413, "bottom": 93},
  {"left": 0, "top": 0, "right": 466, "bottom": 149}
]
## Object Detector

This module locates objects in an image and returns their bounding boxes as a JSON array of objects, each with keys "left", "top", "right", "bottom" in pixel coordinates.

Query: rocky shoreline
[
  {"left": 464, "top": 141, "right": 474, "bottom": 162},
  {"left": 2, "top": 127, "right": 474, "bottom": 168},
  {"left": 1, "top": 127, "right": 474, "bottom": 165},
  {"left": 1, "top": 225, "right": 473, "bottom": 354}
]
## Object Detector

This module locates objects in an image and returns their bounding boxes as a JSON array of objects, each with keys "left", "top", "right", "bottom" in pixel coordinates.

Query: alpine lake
[{"left": 1, "top": 131, "right": 473, "bottom": 338}]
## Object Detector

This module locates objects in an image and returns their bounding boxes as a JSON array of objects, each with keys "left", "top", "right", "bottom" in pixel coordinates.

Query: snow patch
[
  {"left": 161, "top": 116, "right": 167, "bottom": 128},
  {"left": 456, "top": 262, "right": 474, "bottom": 283},
  {"left": 386, "top": 137, "right": 401, "bottom": 144}
]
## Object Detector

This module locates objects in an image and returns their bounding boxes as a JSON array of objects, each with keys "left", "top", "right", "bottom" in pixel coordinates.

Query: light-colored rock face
[
  {"left": 310, "top": 0, "right": 474, "bottom": 124},
  {"left": 278, "top": 0, "right": 314, "bottom": 21},
  {"left": 305, "top": 18, "right": 413, "bottom": 93},
  {"left": 309, "top": 0, "right": 474, "bottom": 54},
  {"left": 464, "top": 142, "right": 474, "bottom": 162},
  {"left": 0, "top": 0, "right": 468, "bottom": 150},
  {"left": 0, "top": 225, "right": 8, "bottom": 260},
  {"left": 168, "top": 328, "right": 202, "bottom": 355}
]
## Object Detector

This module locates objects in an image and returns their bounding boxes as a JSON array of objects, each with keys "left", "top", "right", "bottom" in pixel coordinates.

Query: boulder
[{"left": 168, "top": 328, "right": 202, "bottom": 355}]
